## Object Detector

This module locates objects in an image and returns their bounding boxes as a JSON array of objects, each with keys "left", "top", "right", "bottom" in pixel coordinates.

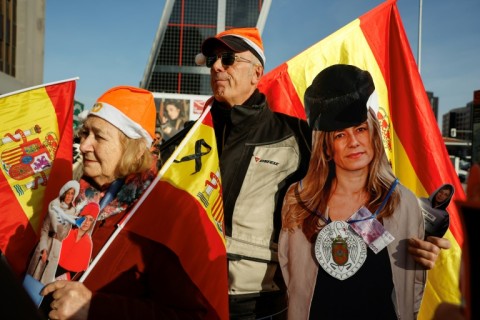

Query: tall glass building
[{"left": 140, "top": 0, "right": 271, "bottom": 96}]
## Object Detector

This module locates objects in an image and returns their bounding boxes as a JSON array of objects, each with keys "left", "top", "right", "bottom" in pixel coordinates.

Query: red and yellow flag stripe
[
  {"left": 0, "top": 79, "right": 76, "bottom": 275},
  {"left": 124, "top": 105, "right": 228, "bottom": 319}
]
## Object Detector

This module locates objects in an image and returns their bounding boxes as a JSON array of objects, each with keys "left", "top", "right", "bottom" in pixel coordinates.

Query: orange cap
[
  {"left": 200, "top": 27, "right": 265, "bottom": 66},
  {"left": 89, "top": 86, "right": 156, "bottom": 147}
]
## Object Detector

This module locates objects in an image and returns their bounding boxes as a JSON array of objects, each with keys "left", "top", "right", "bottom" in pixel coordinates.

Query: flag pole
[
  {"left": 0, "top": 77, "right": 79, "bottom": 98},
  {"left": 417, "top": 0, "right": 423, "bottom": 74},
  {"left": 78, "top": 103, "right": 213, "bottom": 282}
]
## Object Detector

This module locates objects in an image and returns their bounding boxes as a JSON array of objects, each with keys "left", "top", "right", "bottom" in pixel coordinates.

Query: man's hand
[
  {"left": 41, "top": 280, "right": 92, "bottom": 320},
  {"left": 432, "top": 302, "right": 466, "bottom": 320},
  {"left": 408, "top": 236, "right": 451, "bottom": 269}
]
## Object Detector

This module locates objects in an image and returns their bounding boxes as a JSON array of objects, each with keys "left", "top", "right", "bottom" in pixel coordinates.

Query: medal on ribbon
[{"left": 315, "top": 220, "right": 367, "bottom": 280}]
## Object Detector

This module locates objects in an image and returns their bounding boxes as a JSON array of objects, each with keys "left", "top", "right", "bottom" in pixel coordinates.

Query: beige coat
[
  {"left": 27, "top": 198, "right": 77, "bottom": 284},
  {"left": 279, "top": 185, "right": 426, "bottom": 320}
]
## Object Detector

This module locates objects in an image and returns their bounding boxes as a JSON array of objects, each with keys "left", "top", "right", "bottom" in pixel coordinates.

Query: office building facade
[
  {"left": 442, "top": 103, "right": 473, "bottom": 140},
  {"left": 0, "top": 0, "right": 45, "bottom": 94},
  {"left": 140, "top": 0, "right": 271, "bottom": 96},
  {"left": 426, "top": 91, "right": 439, "bottom": 120}
]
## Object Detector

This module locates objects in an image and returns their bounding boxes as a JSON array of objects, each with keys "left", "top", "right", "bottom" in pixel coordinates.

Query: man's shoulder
[
  {"left": 270, "top": 111, "right": 310, "bottom": 139},
  {"left": 272, "top": 110, "right": 306, "bottom": 125}
]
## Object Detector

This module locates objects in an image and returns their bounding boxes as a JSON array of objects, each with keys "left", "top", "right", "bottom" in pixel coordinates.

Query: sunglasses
[{"left": 206, "top": 52, "right": 256, "bottom": 68}]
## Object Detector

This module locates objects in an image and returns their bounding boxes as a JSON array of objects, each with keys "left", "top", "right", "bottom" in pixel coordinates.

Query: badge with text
[
  {"left": 315, "top": 221, "right": 367, "bottom": 280},
  {"left": 349, "top": 206, "right": 394, "bottom": 254}
]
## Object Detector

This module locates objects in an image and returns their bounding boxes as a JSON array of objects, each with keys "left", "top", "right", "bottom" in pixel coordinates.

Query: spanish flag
[
  {"left": 258, "top": 1, "right": 464, "bottom": 318},
  {"left": 83, "top": 103, "right": 228, "bottom": 319},
  {"left": 127, "top": 105, "right": 227, "bottom": 318},
  {"left": 0, "top": 79, "right": 76, "bottom": 276}
]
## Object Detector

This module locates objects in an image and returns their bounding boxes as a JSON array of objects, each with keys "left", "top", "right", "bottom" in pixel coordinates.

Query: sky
[{"left": 44, "top": 0, "right": 480, "bottom": 129}]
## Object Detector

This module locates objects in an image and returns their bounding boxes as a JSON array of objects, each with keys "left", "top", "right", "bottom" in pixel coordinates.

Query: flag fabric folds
[
  {"left": 258, "top": 1, "right": 464, "bottom": 318},
  {"left": 84, "top": 104, "right": 228, "bottom": 319},
  {"left": 126, "top": 106, "right": 228, "bottom": 319},
  {"left": 0, "top": 79, "right": 76, "bottom": 276}
]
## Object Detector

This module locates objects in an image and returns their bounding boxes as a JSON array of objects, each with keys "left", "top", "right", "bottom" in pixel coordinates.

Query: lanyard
[
  {"left": 299, "top": 178, "right": 400, "bottom": 224},
  {"left": 348, "top": 178, "right": 399, "bottom": 223}
]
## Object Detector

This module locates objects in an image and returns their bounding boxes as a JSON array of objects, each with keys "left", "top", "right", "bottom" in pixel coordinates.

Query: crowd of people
[{"left": 10, "top": 27, "right": 466, "bottom": 319}]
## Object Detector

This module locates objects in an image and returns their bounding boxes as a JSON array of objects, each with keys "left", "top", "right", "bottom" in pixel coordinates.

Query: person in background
[
  {"left": 73, "top": 134, "right": 84, "bottom": 181},
  {"left": 466, "top": 162, "right": 480, "bottom": 201},
  {"left": 197, "top": 27, "right": 311, "bottom": 319},
  {"left": 161, "top": 99, "right": 187, "bottom": 140},
  {"left": 26, "top": 180, "right": 80, "bottom": 284},
  {"left": 279, "top": 64, "right": 451, "bottom": 320},
  {"left": 41, "top": 86, "right": 208, "bottom": 319},
  {"left": 150, "top": 131, "right": 164, "bottom": 156},
  {"left": 433, "top": 302, "right": 466, "bottom": 320}
]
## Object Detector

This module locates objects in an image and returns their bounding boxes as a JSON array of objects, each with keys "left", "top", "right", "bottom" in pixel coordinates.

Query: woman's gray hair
[{"left": 116, "top": 134, "right": 154, "bottom": 177}]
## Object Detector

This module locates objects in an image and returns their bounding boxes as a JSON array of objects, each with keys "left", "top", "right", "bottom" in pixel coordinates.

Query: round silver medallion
[{"left": 315, "top": 220, "right": 367, "bottom": 280}]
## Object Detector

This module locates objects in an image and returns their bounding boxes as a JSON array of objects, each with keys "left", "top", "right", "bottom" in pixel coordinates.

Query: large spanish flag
[
  {"left": 258, "top": 1, "right": 464, "bottom": 318},
  {"left": 82, "top": 103, "right": 228, "bottom": 319},
  {"left": 0, "top": 79, "right": 76, "bottom": 276}
]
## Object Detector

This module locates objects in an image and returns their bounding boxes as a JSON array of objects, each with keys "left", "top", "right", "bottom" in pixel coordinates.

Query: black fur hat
[{"left": 304, "top": 64, "right": 375, "bottom": 131}]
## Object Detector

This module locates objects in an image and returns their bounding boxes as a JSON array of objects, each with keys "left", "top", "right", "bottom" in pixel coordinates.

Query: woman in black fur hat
[{"left": 278, "top": 64, "right": 450, "bottom": 320}]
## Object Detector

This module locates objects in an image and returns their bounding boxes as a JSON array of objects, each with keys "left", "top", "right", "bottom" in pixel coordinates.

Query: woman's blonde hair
[
  {"left": 282, "top": 109, "right": 399, "bottom": 242},
  {"left": 116, "top": 133, "right": 154, "bottom": 177}
]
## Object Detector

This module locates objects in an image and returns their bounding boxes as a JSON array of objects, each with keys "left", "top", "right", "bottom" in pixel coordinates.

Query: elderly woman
[
  {"left": 41, "top": 86, "right": 207, "bottom": 319},
  {"left": 279, "top": 65, "right": 450, "bottom": 320}
]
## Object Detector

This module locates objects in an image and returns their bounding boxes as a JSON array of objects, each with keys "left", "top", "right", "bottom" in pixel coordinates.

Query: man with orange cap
[
  {"left": 198, "top": 28, "right": 311, "bottom": 319},
  {"left": 41, "top": 86, "right": 208, "bottom": 319}
]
